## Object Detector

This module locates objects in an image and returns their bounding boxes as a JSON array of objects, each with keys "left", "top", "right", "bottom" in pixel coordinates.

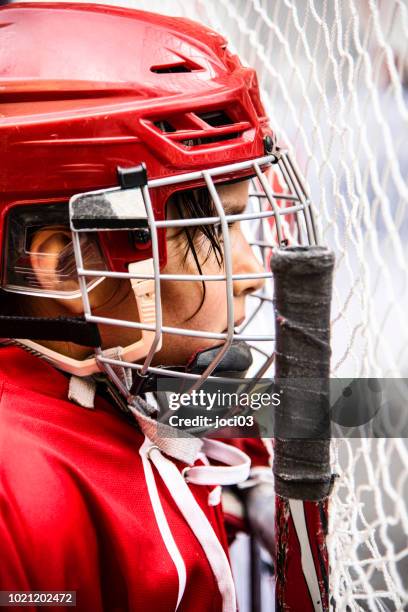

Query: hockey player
[{"left": 0, "top": 3, "right": 311, "bottom": 610}]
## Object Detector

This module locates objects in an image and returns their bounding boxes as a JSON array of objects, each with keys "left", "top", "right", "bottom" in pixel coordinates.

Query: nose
[{"left": 232, "top": 231, "right": 266, "bottom": 297}]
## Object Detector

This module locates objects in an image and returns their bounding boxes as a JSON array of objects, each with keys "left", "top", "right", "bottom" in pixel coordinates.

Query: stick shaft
[{"left": 271, "top": 246, "right": 335, "bottom": 612}]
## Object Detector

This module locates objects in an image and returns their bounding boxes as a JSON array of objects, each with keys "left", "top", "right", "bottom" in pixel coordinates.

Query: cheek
[
  {"left": 160, "top": 279, "right": 227, "bottom": 328},
  {"left": 191, "top": 281, "right": 226, "bottom": 324},
  {"left": 161, "top": 239, "right": 226, "bottom": 327},
  {"left": 153, "top": 283, "right": 227, "bottom": 366}
]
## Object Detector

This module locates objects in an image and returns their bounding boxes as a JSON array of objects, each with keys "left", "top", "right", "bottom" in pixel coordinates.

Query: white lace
[{"left": 140, "top": 436, "right": 250, "bottom": 612}]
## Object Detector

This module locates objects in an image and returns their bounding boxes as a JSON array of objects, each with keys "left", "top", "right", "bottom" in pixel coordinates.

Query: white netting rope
[{"left": 25, "top": 0, "right": 408, "bottom": 608}]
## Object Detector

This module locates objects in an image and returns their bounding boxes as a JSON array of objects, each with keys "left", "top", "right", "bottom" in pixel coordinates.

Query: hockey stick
[{"left": 271, "top": 246, "right": 335, "bottom": 612}]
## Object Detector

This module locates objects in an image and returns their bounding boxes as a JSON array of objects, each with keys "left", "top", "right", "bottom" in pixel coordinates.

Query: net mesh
[{"left": 29, "top": 0, "right": 408, "bottom": 608}]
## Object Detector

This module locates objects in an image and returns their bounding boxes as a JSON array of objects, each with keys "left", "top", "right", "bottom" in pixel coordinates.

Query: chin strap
[{"left": 0, "top": 311, "right": 101, "bottom": 347}]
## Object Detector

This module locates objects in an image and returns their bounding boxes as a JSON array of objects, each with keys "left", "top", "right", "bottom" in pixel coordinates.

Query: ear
[
  {"left": 29, "top": 227, "right": 71, "bottom": 276},
  {"left": 29, "top": 227, "right": 84, "bottom": 314}
]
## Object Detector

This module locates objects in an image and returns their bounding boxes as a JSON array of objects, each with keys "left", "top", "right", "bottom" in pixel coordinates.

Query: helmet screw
[
  {"left": 264, "top": 135, "right": 274, "bottom": 154},
  {"left": 133, "top": 228, "right": 151, "bottom": 245}
]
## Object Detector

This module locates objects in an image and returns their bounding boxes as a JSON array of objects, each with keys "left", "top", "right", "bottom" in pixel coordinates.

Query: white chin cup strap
[{"left": 16, "top": 258, "right": 160, "bottom": 377}]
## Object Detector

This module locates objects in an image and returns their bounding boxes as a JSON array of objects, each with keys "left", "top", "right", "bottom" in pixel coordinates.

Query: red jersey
[{"left": 0, "top": 346, "right": 248, "bottom": 612}]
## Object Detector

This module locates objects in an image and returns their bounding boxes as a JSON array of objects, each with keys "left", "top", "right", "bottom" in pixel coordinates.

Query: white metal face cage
[{"left": 69, "top": 150, "right": 318, "bottom": 399}]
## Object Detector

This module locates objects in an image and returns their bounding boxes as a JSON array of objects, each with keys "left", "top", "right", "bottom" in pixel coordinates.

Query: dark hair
[{"left": 168, "top": 187, "right": 224, "bottom": 319}]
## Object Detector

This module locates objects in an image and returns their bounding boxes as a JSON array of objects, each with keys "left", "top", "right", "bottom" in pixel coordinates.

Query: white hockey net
[{"left": 32, "top": 0, "right": 408, "bottom": 608}]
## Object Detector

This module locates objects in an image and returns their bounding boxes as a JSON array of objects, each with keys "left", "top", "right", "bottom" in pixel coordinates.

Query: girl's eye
[{"left": 216, "top": 221, "right": 236, "bottom": 237}]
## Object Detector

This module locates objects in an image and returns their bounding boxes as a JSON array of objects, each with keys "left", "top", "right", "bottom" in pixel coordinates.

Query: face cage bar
[{"left": 70, "top": 152, "right": 318, "bottom": 398}]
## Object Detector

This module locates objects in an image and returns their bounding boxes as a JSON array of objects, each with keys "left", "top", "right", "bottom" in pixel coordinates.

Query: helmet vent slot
[
  {"left": 181, "top": 133, "right": 241, "bottom": 147},
  {"left": 150, "top": 108, "right": 251, "bottom": 148},
  {"left": 150, "top": 56, "right": 202, "bottom": 74},
  {"left": 195, "top": 110, "right": 233, "bottom": 127},
  {"left": 151, "top": 65, "right": 191, "bottom": 74},
  {"left": 154, "top": 120, "right": 176, "bottom": 133}
]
